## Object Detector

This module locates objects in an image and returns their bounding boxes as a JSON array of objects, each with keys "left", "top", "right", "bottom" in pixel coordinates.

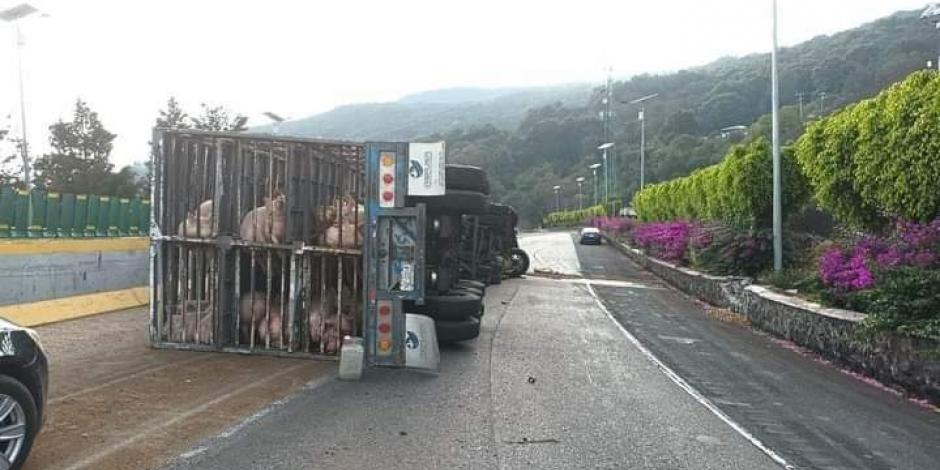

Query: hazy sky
[{"left": 0, "top": 0, "right": 929, "bottom": 168}]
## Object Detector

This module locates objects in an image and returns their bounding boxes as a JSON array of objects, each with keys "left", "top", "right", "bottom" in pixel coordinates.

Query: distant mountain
[
  {"left": 430, "top": 9, "right": 938, "bottom": 225},
  {"left": 261, "top": 83, "right": 592, "bottom": 141}
]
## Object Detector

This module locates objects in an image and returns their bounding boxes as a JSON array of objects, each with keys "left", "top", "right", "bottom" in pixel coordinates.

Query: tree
[
  {"left": 33, "top": 99, "right": 118, "bottom": 194},
  {"left": 0, "top": 126, "right": 21, "bottom": 187},
  {"left": 156, "top": 97, "right": 190, "bottom": 129},
  {"left": 191, "top": 103, "right": 248, "bottom": 131}
]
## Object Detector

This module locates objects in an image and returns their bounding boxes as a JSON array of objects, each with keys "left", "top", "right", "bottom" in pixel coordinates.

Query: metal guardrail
[{"left": 0, "top": 186, "right": 150, "bottom": 238}]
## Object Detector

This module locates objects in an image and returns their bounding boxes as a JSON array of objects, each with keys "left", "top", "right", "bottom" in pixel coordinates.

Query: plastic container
[{"left": 338, "top": 336, "right": 365, "bottom": 381}]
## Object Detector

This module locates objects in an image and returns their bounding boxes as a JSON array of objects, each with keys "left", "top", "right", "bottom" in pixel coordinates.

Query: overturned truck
[{"left": 149, "top": 129, "right": 526, "bottom": 365}]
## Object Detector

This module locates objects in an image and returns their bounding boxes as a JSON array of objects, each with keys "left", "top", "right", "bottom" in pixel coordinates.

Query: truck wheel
[
  {"left": 0, "top": 375, "right": 39, "bottom": 470},
  {"left": 408, "top": 190, "right": 487, "bottom": 215},
  {"left": 445, "top": 165, "right": 489, "bottom": 194},
  {"left": 452, "top": 286, "right": 483, "bottom": 298},
  {"left": 487, "top": 203, "right": 519, "bottom": 227},
  {"left": 457, "top": 279, "right": 486, "bottom": 292},
  {"left": 435, "top": 316, "right": 481, "bottom": 343},
  {"left": 405, "top": 291, "right": 482, "bottom": 321},
  {"left": 508, "top": 248, "right": 530, "bottom": 277}
]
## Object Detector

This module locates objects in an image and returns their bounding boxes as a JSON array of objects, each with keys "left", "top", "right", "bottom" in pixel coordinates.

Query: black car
[
  {"left": 579, "top": 227, "right": 602, "bottom": 245},
  {"left": 0, "top": 318, "right": 48, "bottom": 470}
]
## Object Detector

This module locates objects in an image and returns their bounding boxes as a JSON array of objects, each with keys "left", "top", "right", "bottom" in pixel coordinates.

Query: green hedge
[
  {"left": 543, "top": 204, "right": 606, "bottom": 227},
  {"left": 632, "top": 138, "right": 808, "bottom": 227},
  {"left": 0, "top": 186, "right": 150, "bottom": 238},
  {"left": 796, "top": 70, "right": 940, "bottom": 230}
]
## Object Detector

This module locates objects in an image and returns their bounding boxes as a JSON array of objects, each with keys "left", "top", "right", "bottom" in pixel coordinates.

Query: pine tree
[
  {"left": 156, "top": 97, "right": 190, "bottom": 129},
  {"left": 191, "top": 103, "right": 248, "bottom": 132},
  {"left": 33, "top": 99, "right": 121, "bottom": 194}
]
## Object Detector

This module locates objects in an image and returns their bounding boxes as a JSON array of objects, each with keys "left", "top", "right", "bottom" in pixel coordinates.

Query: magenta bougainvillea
[
  {"left": 818, "top": 219, "right": 940, "bottom": 292},
  {"left": 630, "top": 221, "right": 698, "bottom": 264}
]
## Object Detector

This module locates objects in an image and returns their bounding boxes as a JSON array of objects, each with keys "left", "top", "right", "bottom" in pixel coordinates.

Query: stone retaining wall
[{"left": 607, "top": 235, "right": 940, "bottom": 404}]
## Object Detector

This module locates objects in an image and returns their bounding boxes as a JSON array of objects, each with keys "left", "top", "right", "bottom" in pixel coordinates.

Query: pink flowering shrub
[
  {"left": 818, "top": 219, "right": 939, "bottom": 292},
  {"left": 631, "top": 221, "right": 697, "bottom": 264}
]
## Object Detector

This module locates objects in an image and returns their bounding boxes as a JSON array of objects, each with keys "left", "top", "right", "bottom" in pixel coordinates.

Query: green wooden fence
[{"left": 0, "top": 187, "right": 150, "bottom": 238}]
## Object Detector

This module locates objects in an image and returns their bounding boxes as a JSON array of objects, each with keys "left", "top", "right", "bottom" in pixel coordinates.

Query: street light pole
[
  {"left": 1, "top": 3, "right": 40, "bottom": 188},
  {"left": 771, "top": 0, "right": 783, "bottom": 271},
  {"left": 598, "top": 143, "right": 614, "bottom": 205},
  {"left": 576, "top": 177, "right": 585, "bottom": 210},
  {"left": 15, "top": 23, "right": 29, "bottom": 188},
  {"left": 639, "top": 108, "right": 646, "bottom": 188},
  {"left": 622, "top": 93, "right": 658, "bottom": 189},
  {"left": 589, "top": 163, "right": 601, "bottom": 206}
]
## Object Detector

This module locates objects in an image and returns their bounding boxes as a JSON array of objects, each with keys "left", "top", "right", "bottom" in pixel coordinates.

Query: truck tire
[
  {"left": 487, "top": 202, "right": 519, "bottom": 227},
  {"left": 457, "top": 279, "right": 486, "bottom": 292},
  {"left": 445, "top": 164, "right": 489, "bottom": 194},
  {"left": 405, "top": 291, "right": 482, "bottom": 321},
  {"left": 408, "top": 190, "right": 487, "bottom": 215},
  {"left": 452, "top": 286, "right": 484, "bottom": 298},
  {"left": 435, "top": 316, "right": 481, "bottom": 343},
  {"left": 507, "top": 248, "right": 530, "bottom": 277}
]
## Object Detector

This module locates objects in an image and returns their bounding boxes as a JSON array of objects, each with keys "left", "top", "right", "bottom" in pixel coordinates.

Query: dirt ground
[{"left": 24, "top": 307, "right": 333, "bottom": 470}]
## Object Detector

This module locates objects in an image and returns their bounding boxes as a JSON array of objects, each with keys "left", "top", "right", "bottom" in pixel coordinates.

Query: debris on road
[{"left": 504, "top": 437, "right": 560, "bottom": 445}]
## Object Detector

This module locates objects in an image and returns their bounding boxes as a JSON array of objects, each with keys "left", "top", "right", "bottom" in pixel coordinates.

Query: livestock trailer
[{"left": 149, "top": 129, "right": 429, "bottom": 366}]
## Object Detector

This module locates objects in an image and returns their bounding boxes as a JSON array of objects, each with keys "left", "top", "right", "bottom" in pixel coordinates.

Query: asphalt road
[
  {"left": 576, "top": 234, "right": 940, "bottom": 470},
  {"left": 158, "top": 231, "right": 940, "bottom": 469},
  {"left": 160, "top": 234, "right": 780, "bottom": 470}
]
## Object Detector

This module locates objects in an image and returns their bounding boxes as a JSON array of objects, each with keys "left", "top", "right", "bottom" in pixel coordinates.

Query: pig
[
  {"left": 238, "top": 293, "right": 284, "bottom": 347},
  {"left": 167, "top": 301, "right": 214, "bottom": 344},
  {"left": 256, "top": 308, "right": 284, "bottom": 348},
  {"left": 308, "top": 286, "right": 359, "bottom": 354},
  {"left": 240, "top": 192, "right": 286, "bottom": 244},
  {"left": 314, "top": 195, "right": 364, "bottom": 245},
  {"left": 177, "top": 199, "right": 214, "bottom": 238},
  {"left": 324, "top": 222, "right": 363, "bottom": 249}
]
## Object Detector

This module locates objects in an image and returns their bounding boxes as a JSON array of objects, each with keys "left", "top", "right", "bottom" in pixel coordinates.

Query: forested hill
[
  {"left": 435, "top": 9, "right": 936, "bottom": 225},
  {"left": 263, "top": 84, "right": 592, "bottom": 140},
  {"left": 269, "top": 9, "right": 934, "bottom": 226}
]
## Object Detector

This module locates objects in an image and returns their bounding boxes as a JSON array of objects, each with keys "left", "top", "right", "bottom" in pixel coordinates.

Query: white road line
[
  {"left": 526, "top": 275, "right": 661, "bottom": 290},
  {"left": 585, "top": 283, "right": 795, "bottom": 470},
  {"left": 171, "top": 373, "right": 337, "bottom": 462}
]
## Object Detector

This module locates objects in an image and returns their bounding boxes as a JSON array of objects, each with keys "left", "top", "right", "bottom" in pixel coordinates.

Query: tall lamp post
[
  {"left": 552, "top": 185, "right": 561, "bottom": 212},
  {"left": 575, "top": 177, "right": 585, "bottom": 210},
  {"left": 771, "top": 0, "right": 783, "bottom": 272},
  {"left": 622, "top": 93, "right": 658, "bottom": 189},
  {"left": 597, "top": 143, "right": 614, "bottom": 205},
  {"left": 1, "top": 3, "right": 40, "bottom": 189},
  {"left": 922, "top": 4, "right": 940, "bottom": 70},
  {"left": 589, "top": 163, "right": 601, "bottom": 206}
]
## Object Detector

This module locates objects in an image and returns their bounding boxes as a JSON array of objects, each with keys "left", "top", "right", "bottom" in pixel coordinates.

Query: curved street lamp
[{"left": 621, "top": 93, "right": 658, "bottom": 189}]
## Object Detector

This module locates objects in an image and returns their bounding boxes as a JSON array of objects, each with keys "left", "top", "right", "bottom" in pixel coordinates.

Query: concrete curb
[
  {"left": 604, "top": 234, "right": 940, "bottom": 404},
  {"left": 0, "top": 237, "right": 148, "bottom": 255},
  {"left": 0, "top": 286, "right": 149, "bottom": 327}
]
